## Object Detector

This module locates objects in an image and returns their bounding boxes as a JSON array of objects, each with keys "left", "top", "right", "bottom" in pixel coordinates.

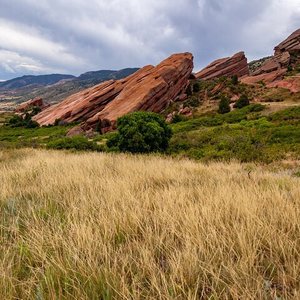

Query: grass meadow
[{"left": 0, "top": 149, "right": 299, "bottom": 299}]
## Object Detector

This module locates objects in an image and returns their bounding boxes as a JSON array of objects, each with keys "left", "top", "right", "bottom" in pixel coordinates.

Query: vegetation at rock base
[
  {"left": 1, "top": 104, "right": 300, "bottom": 163},
  {"left": 107, "top": 111, "right": 172, "bottom": 153},
  {"left": 169, "top": 105, "right": 300, "bottom": 163},
  {"left": 8, "top": 106, "right": 41, "bottom": 129},
  {"left": 47, "top": 136, "right": 102, "bottom": 151},
  {"left": 231, "top": 74, "right": 239, "bottom": 85},
  {"left": 234, "top": 94, "right": 250, "bottom": 109},
  {"left": 218, "top": 95, "right": 231, "bottom": 114}
]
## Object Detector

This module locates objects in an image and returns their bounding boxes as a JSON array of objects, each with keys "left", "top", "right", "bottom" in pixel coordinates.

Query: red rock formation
[
  {"left": 267, "top": 76, "right": 300, "bottom": 93},
  {"left": 275, "top": 28, "right": 300, "bottom": 57},
  {"left": 241, "top": 69, "right": 287, "bottom": 85},
  {"left": 244, "top": 28, "right": 300, "bottom": 84},
  {"left": 34, "top": 53, "right": 194, "bottom": 133},
  {"left": 195, "top": 52, "right": 249, "bottom": 80},
  {"left": 15, "top": 97, "right": 49, "bottom": 113}
]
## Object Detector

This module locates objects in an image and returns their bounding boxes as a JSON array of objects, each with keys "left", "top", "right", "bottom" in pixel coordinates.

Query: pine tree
[{"left": 218, "top": 96, "right": 231, "bottom": 114}]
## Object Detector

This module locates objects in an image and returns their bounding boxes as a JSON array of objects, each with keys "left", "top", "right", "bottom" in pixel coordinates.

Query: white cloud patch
[
  {"left": 0, "top": 0, "right": 299, "bottom": 79},
  {"left": 0, "top": 49, "right": 62, "bottom": 74}
]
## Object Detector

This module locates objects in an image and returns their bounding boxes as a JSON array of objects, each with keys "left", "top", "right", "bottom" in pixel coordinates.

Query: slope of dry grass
[{"left": 0, "top": 149, "right": 300, "bottom": 299}]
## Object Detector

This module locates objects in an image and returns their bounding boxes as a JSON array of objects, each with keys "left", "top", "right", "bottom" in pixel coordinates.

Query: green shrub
[
  {"left": 247, "top": 104, "right": 265, "bottom": 112},
  {"left": 193, "top": 82, "right": 201, "bottom": 93},
  {"left": 269, "top": 107, "right": 300, "bottom": 123},
  {"left": 171, "top": 114, "right": 187, "bottom": 124},
  {"left": 8, "top": 115, "right": 24, "bottom": 127},
  {"left": 107, "top": 112, "right": 172, "bottom": 153},
  {"left": 218, "top": 96, "right": 231, "bottom": 114},
  {"left": 231, "top": 75, "right": 239, "bottom": 85},
  {"left": 8, "top": 114, "right": 39, "bottom": 128},
  {"left": 47, "top": 136, "right": 101, "bottom": 151},
  {"left": 31, "top": 106, "right": 42, "bottom": 116},
  {"left": 186, "top": 84, "right": 193, "bottom": 96},
  {"left": 234, "top": 94, "right": 250, "bottom": 109},
  {"left": 185, "top": 96, "right": 200, "bottom": 108}
]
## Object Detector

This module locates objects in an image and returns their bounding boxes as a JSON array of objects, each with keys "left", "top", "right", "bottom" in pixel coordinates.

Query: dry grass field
[{"left": 0, "top": 149, "right": 300, "bottom": 299}]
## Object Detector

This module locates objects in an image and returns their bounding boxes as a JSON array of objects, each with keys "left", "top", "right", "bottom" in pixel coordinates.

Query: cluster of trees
[
  {"left": 218, "top": 94, "right": 250, "bottom": 114},
  {"left": 8, "top": 106, "right": 41, "bottom": 128}
]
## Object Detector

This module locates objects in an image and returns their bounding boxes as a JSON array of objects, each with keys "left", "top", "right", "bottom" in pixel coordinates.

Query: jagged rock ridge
[
  {"left": 242, "top": 28, "right": 300, "bottom": 84},
  {"left": 195, "top": 52, "right": 249, "bottom": 80}
]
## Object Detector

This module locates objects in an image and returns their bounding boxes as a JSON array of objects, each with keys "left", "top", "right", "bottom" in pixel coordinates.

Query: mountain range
[{"left": 0, "top": 68, "right": 139, "bottom": 110}]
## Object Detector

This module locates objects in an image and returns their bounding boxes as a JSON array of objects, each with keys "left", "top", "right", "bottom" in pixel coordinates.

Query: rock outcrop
[
  {"left": 195, "top": 52, "right": 249, "bottom": 80},
  {"left": 275, "top": 28, "right": 300, "bottom": 60},
  {"left": 241, "top": 69, "right": 287, "bottom": 85},
  {"left": 34, "top": 53, "right": 194, "bottom": 132},
  {"left": 243, "top": 28, "right": 300, "bottom": 84},
  {"left": 267, "top": 76, "right": 300, "bottom": 93},
  {"left": 16, "top": 97, "right": 49, "bottom": 113}
]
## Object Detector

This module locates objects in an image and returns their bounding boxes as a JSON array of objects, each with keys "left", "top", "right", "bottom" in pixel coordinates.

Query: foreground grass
[{"left": 0, "top": 149, "right": 300, "bottom": 299}]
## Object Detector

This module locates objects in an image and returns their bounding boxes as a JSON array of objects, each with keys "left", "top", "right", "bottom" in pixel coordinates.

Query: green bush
[
  {"left": 107, "top": 112, "right": 172, "bottom": 153},
  {"left": 171, "top": 114, "right": 187, "bottom": 124},
  {"left": 231, "top": 75, "right": 239, "bottom": 85},
  {"left": 269, "top": 107, "right": 300, "bottom": 123},
  {"left": 47, "top": 136, "right": 101, "bottom": 151},
  {"left": 234, "top": 94, "right": 250, "bottom": 109},
  {"left": 8, "top": 114, "right": 39, "bottom": 129},
  {"left": 186, "top": 84, "right": 193, "bottom": 96},
  {"left": 193, "top": 82, "right": 201, "bottom": 93},
  {"left": 185, "top": 96, "right": 200, "bottom": 107},
  {"left": 218, "top": 96, "right": 231, "bottom": 114}
]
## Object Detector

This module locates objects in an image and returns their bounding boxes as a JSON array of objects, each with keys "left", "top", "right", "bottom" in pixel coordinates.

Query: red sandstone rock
[
  {"left": 16, "top": 97, "right": 49, "bottom": 113},
  {"left": 275, "top": 28, "right": 300, "bottom": 56},
  {"left": 34, "top": 53, "right": 194, "bottom": 133},
  {"left": 267, "top": 76, "right": 300, "bottom": 93},
  {"left": 175, "top": 94, "right": 188, "bottom": 102},
  {"left": 247, "top": 29, "right": 300, "bottom": 83},
  {"left": 195, "top": 52, "right": 249, "bottom": 80},
  {"left": 179, "top": 106, "right": 192, "bottom": 116},
  {"left": 241, "top": 69, "right": 287, "bottom": 85}
]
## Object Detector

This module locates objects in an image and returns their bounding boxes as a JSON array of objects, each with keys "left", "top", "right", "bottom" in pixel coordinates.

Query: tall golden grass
[{"left": 0, "top": 149, "right": 299, "bottom": 299}]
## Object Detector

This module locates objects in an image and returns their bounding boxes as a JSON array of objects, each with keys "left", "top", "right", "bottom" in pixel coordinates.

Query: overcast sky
[{"left": 0, "top": 0, "right": 300, "bottom": 80}]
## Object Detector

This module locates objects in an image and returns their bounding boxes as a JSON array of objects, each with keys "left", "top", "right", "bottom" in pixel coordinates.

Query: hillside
[
  {"left": 0, "top": 68, "right": 139, "bottom": 110},
  {"left": 0, "top": 74, "right": 75, "bottom": 90}
]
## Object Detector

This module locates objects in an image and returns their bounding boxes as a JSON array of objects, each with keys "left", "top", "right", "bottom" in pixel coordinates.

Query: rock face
[
  {"left": 243, "top": 28, "right": 300, "bottom": 84},
  {"left": 16, "top": 97, "right": 49, "bottom": 113},
  {"left": 267, "top": 76, "right": 300, "bottom": 93},
  {"left": 195, "top": 52, "right": 249, "bottom": 80},
  {"left": 241, "top": 69, "right": 287, "bottom": 85},
  {"left": 275, "top": 28, "right": 300, "bottom": 59},
  {"left": 34, "top": 53, "right": 194, "bottom": 132}
]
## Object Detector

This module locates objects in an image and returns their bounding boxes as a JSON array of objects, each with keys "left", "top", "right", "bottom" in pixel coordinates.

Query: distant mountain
[
  {"left": 77, "top": 68, "right": 139, "bottom": 85},
  {"left": 0, "top": 68, "right": 139, "bottom": 110},
  {"left": 0, "top": 74, "right": 75, "bottom": 90}
]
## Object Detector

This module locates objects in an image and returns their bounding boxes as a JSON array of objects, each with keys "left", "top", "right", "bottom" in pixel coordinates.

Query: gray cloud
[{"left": 0, "top": 0, "right": 299, "bottom": 80}]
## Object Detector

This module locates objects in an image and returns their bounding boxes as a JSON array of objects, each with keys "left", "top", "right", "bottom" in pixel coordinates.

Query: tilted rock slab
[
  {"left": 34, "top": 53, "right": 194, "bottom": 133},
  {"left": 195, "top": 52, "right": 249, "bottom": 80},
  {"left": 275, "top": 28, "right": 300, "bottom": 58},
  {"left": 244, "top": 28, "right": 300, "bottom": 84}
]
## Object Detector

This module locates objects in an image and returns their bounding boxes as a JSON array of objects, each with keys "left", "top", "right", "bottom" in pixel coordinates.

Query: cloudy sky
[{"left": 0, "top": 0, "right": 300, "bottom": 80}]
